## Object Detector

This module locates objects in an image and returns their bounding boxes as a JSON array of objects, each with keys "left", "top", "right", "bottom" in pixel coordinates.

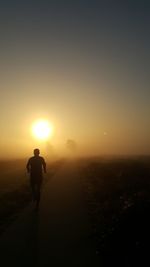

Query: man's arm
[
  {"left": 42, "top": 158, "right": 46, "bottom": 173},
  {"left": 26, "top": 158, "right": 31, "bottom": 173}
]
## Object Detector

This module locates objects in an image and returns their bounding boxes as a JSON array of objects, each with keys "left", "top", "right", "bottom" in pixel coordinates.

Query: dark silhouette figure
[{"left": 26, "top": 148, "right": 46, "bottom": 210}]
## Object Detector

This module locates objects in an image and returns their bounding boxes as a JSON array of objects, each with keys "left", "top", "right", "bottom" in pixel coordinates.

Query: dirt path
[{"left": 0, "top": 160, "right": 100, "bottom": 266}]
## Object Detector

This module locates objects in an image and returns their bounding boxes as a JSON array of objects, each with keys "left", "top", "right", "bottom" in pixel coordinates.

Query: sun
[{"left": 32, "top": 119, "right": 53, "bottom": 140}]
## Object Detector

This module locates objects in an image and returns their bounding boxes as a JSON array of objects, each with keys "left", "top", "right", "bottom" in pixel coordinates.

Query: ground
[
  {"left": 0, "top": 160, "right": 100, "bottom": 267},
  {"left": 0, "top": 156, "right": 150, "bottom": 266}
]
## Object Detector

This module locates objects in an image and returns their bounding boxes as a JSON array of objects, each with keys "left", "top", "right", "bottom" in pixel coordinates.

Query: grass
[{"left": 80, "top": 156, "right": 150, "bottom": 266}]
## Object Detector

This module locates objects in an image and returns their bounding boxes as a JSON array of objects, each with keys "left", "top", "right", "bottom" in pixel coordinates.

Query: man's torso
[{"left": 29, "top": 156, "right": 44, "bottom": 178}]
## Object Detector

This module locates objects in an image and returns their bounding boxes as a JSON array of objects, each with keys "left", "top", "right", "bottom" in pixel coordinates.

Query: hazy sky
[{"left": 0, "top": 0, "right": 150, "bottom": 158}]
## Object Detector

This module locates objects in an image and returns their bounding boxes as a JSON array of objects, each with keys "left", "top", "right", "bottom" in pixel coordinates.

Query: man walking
[{"left": 26, "top": 148, "right": 46, "bottom": 210}]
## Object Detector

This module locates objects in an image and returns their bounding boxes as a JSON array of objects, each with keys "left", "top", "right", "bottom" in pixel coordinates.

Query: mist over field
[{"left": 0, "top": 1, "right": 150, "bottom": 265}]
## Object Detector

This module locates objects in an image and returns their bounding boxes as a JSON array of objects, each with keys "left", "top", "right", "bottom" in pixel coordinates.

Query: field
[
  {"left": 79, "top": 156, "right": 150, "bottom": 266},
  {"left": 0, "top": 158, "right": 64, "bottom": 234},
  {"left": 1, "top": 156, "right": 150, "bottom": 266}
]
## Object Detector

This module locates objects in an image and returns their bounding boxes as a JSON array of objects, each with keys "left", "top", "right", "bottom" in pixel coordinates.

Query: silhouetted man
[{"left": 26, "top": 148, "right": 46, "bottom": 210}]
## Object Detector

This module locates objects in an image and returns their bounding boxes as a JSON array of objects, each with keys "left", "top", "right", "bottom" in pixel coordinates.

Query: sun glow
[{"left": 32, "top": 120, "right": 53, "bottom": 140}]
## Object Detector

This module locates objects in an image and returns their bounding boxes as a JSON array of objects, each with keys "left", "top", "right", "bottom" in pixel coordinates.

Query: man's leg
[
  {"left": 35, "top": 179, "right": 42, "bottom": 209},
  {"left": 30, "top": 179, "right": 36, "bottom": 201}
]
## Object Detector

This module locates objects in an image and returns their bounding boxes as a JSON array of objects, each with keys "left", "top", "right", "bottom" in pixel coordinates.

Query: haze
[{"left": 0, "top": 1, "right": 150, "bottom": 158}]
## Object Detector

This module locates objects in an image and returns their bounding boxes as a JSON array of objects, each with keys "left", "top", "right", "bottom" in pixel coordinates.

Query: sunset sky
[{"left": 0, "top": 0, "right": 150, "bottom": 158}]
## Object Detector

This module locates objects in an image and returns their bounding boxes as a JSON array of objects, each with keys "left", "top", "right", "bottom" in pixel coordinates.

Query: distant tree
[{"left": 66, "top": 139, "right": 77, "bottom": 153}]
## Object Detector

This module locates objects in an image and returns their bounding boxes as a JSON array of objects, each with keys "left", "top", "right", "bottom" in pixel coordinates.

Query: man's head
[{"left": 34, "top": 148, "right": 40, "bottom": 156}]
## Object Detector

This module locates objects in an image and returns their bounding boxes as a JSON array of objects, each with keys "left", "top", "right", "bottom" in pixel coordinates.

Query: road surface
[{"left": 0, "top": 160, "right": 100, "bottom": 266}]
